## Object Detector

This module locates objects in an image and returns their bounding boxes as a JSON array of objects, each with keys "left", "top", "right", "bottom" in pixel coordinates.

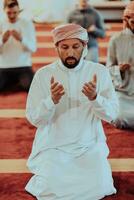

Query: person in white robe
[
  {"left": 107, "top": 1, "right": 134, "bottom": 129},
  {"left": 25, "top": 23, "right": 119, "bottom": 200},
  {"left": 0, "top": 0, "right": 36, "bottom": 92}
]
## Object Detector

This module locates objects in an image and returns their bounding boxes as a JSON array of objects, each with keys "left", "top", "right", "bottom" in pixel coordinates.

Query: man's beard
[
  {"left": 128, "top": 26, "right": 134, "bottom": 33},
  {"left": 62, "top": 57, "right": 80, "bottom": 69},
  {"left": 126, "top": 19, "right": 134, "bottom": 33},
  {"left": 9, "top": 18, "right": 17, "bottom": 23},
  {"left": 130, "top": 25, "right": 134, "bottom": 33}
]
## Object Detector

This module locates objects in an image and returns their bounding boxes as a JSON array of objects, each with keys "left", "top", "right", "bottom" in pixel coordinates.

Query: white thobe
[
  {"left": 0, "top": 18, "right": 36, "bottom": 68},
  {"left": 25, "top": 58, "right": 119, "bottom": 200},
  {"left": 107, "top": 28, "right": 134, "bottom": 129}
]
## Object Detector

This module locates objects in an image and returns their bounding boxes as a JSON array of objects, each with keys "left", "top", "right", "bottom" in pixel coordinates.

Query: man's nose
[
  {"left": 67, "top": 48, "right": 74, "bottom": 56},
  {"left": 130, "top": 20, "right": 134, "bottom": 24},
  {"left": 9, "top": 14, "right": 14, "bottom": 18}
]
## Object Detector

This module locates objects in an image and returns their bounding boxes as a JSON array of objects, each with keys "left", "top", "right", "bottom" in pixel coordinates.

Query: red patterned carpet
[
  {"left": 0, "top": 118, "right": 35, "bottom": 159},
  {"left": 103, "top": 122, "right": 134, "bottom": 158},
  {"left": 0, "top": 118, "right": 133, "bottom": 159},
  {"left": 103, "top": 172, "right": 134, "bottom": 200},
  {"left": 0, "top": 92, "right": 27, "bottom": 109},
  {"left": 0, "top": 22, "right": 133, "bottom": 200}
]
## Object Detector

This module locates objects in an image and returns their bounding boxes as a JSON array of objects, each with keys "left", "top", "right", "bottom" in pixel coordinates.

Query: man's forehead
[
  {"left": 5, "top": 5, "right": 19, "bottom": 11},
  {"left": 58, "top": 38, "right": 82, "bottom": 45},
  {"left": 125, "top": 14, "right": 134, "bottom": 20}
]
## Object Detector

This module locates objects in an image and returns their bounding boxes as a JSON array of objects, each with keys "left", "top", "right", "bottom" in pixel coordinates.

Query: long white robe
[
  {"left": 25, "top": 58, "right": 119, "bottom": 200},
  {"left": 0, "top": 18, "right": 36, "bottom": 68},
  {"left": 107, "top": 28, "right": 134, "bottom": 129}
]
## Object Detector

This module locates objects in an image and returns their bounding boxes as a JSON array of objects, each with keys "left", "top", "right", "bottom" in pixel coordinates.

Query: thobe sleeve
[
  {"left": 106, "top": 36, "right": 122, "bottom": 88},
  {"left": 89, "top": 11, "right": 105, "bottom": 38},
  {"left": 91, "top": 68, "right": 119, "bottom": 123},
  {"left": 21, "top": 20, "right": 37, "bottom": 53},
  {"left": 26, "top": 72, "right": 56, "bottom": 127},
  {"left": 0, "top": 23, "right": 4, "bottom": 50},
  {"left": 67, "top": 11, "right": 75, "bottom": 23}
]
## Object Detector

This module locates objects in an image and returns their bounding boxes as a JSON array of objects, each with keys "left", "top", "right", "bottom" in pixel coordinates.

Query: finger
[
  {"left": 59, "top": 91, "right": 65, "bottom": 96},
  {"left": 83, "top": 85, "right": 91, "bottom": 94},
  {"left": 82, "top": 88, "right": 97, "bottom": 100},
  {"left": 12, "top": 30, "right": 17, "bottom": 33},
  {"left": 84, "top": 83, "right": 96, "bottom": 91},
  {"left": 91, "top": 82, "right": 96, "bottom": 88},
  {"left": 52, "top": 84, "right": 64, "bottom": 92},
  {"left": 53, "top": 91, "right": 65, "bottom": 101},
  {"left": 5, "top": 30, "right": 10, "bottom": 33},
  {"left": 125, "top": 65, "right": 130, "bottom": 69},
  {"left": 83, "top": 85, "right": 96, "bottom": 98},
  {"left": 51, "top": 82, "right": 59, "bottom": 90},
  {"left": 92, "top": 74, "right": 97, "bottom": 85},
  {"left": 122, "top": 65, "right": 127, "bottom": 70},
  {"left": 52, "top": 85, "right": 64, "bottom": 93},
  {"left": 85, "top": 82, "right": 96, "bottom": 89},
  {"left": 11, "top": 30, "right": 16, "bottom": 34},
  {"left": 50, "top": 76, "right": 54, "bottom": 85},
  {"left": 6, "top": 30, "right": 10, "bottom": 34},
  {"left": 52, "top": 87, "right": 64, "bottom": 95},
  {"left": 8, "top": 31, "right": 11, "bottom": 35},
  {"left": 5, "top": 31, "right": 10, "bottom": 36},
  {"left": 82, "top": 89, "right": 88, "bottom": 97}
]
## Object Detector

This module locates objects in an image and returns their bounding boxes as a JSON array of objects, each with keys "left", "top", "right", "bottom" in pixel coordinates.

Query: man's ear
[
  {"left": 55, "top": 44, "right": 59, "bottom": 53},
  {"left": 55, "top": 42, "right": 60, "bottom": 53},
  {"left": 55, "top": 42, "right": 59, "bottom": 47},
  {"left": 82, "top": 41, "right": 87, "bottom": 47},
  {"left": 19, "top": 9, "right": 23, "bottom": 13}
]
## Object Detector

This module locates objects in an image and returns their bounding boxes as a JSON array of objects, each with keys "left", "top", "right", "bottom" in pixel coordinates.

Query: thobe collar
[
  {"left": 58, "top": 57, "right": 84, "bottom": 72},
  {"left": 57, "top": 46, "right": 88, "bottom": 72},
  {"left": 5, "top": 17, "right": 20, "bottom": 26}
]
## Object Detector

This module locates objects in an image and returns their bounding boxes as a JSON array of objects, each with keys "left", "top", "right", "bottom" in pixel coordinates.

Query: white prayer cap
[
  {"left": 52, "top": 23, "right": 88, "bottom": 45},
  {"left": 124, "top": 1, "right": 134, "bottom": 18}
]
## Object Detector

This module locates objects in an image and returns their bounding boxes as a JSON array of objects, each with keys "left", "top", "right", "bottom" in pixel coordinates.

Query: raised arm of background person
[
  {"left": 88, "top": 10, "right": 105, "bottom": 38},
  {"left": 67, "top": 10, "right": 76, "bottom": 23},
  {"left": 106, "top": 35, "right": 123, "bottom": 88},
  {"left": 21, "top": 19, "right": 37, "bottom": 53},
  {"left": 0, "top": 23, "right": 6, "bottom": 49},
  {"left": 26, "top": 70, "right": 56, "bottom": 127}
]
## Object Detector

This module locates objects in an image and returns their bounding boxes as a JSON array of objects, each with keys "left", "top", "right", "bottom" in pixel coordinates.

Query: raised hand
[
  {"left": 2, "top": 30, "right": 11, "bottom": 43},
  {"left": 82, "top": 74, "right": 97, "bottom": 101},
  {"left": 119, "top": 63, "right": 131, "bottom": 72},
  {"left": 50, "top": 76, "right": 65, "bottom": 104},
  {"left": 87, "top": 25, "right": 96, "bottom": 33},
  {"left": 11, "top": 30, "right": 22, "bottom": 42}
]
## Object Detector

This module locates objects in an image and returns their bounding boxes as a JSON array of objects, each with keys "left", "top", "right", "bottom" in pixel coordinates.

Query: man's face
[
  {"left": 127, "top": 15, "right": 134, "bottom": 31},
  {"left": 5, "top": 6, "right": 19, "bottom": 23},
  {"left": 79, "top": 0, "right": 89, "bottom": 10},
  {"left": 57, "top": 38, "right": 85, "bottom": 69}
]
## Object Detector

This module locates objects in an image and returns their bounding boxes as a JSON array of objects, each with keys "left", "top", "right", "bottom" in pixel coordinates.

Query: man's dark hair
[{"left": 4, "top": 0, "right": 19, "bottom": 9}]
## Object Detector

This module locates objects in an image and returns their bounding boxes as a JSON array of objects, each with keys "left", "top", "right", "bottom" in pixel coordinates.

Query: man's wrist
[{"left": 89, "top": 93, "right": 97, "bottom": 101}]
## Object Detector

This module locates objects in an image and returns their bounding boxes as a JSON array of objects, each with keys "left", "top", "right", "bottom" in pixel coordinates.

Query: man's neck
[{"left": 131, "top": 29, "right": 134, "bottom": 34}]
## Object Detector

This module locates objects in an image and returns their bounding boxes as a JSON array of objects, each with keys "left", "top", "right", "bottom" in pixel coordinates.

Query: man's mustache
[
  {"left": 130, "top": 20, "right": 134, "bottom": 24},
  {"left": 65, "top": 57, "right": 77, "bottom": 62}
]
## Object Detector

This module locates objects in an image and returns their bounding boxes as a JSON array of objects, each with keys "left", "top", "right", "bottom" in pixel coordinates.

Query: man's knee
[
  {"left": 19, "top": 70, "right": 34, "bottom": 91},
  {"left": 113, "top": 116, "right": 134, "bottom": 130}
]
